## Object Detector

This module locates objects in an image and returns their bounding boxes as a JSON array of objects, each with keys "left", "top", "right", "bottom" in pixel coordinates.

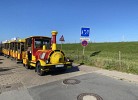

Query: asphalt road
[
  {"left": 0, "top": 56, "right": 138, "bottom": 100},
  {"left": 28, "top": 73, "right": 138, "bottom": 100}
]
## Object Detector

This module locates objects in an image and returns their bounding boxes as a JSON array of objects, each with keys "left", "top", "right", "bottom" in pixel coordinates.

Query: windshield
[{"left": 34, "top": 38, "right": 51, "bottom": 49}]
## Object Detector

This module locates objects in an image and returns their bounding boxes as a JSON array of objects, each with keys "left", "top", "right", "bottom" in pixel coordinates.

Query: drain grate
[
  {"left": 63, "top": 79, "right": 80, "bottom": 85},
  {"left": 77, "top": 93, "right": 103, "bottom": 100}
]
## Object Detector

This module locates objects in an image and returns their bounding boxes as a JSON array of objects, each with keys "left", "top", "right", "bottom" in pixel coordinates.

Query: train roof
[
  {"left": 26, "top": 36, "right": 51, "bottom": 39},
  {"left": 18, "top": 39, "right": 25, "bottom": 42},
  {"left": 10, "top": 40, "right": 18, "bottom": 43},
  {"left": 2, "top": 41, "right": 10, "bottom": 43}
]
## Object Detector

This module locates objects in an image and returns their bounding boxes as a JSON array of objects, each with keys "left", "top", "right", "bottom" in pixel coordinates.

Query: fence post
[
  {"left": 77, "top": 49, "right": 79, "bottom": 61},
  {"left": 119, "top": 51, "right": 121, "bottom": 69}
]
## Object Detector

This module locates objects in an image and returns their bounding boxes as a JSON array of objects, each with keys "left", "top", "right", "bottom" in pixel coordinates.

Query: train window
[
  {"left": 10, "top": 43, "right": 13, "bottom": 49},
  {"left": 18, "top": 43, "right": 20, "bottom": 50},
  {"left": 34, "top": 38, "right": 50, "bottom": 49},
  {"left": 27, "top": 38, "right": 32, "bottom": 47},
  {"left": 15, "top": 43, "right": 17, "bottom": 50},
  {"left": 21, "top": 43, "right": 24, "bottom": 51}
]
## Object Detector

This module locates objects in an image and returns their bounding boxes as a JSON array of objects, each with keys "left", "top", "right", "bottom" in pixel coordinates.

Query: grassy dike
[{"left": 57, "top": 42, "right": 138, "bottom": 75}]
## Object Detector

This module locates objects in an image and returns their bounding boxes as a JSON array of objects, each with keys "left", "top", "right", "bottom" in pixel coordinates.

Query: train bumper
[{"left": 41, "top": 62, "right": 72, "bottom": 71}]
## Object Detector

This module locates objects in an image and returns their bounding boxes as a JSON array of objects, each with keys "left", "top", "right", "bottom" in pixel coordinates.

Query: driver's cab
[{"left": 25, "top": 36, "right": 51, "bottom": 61}]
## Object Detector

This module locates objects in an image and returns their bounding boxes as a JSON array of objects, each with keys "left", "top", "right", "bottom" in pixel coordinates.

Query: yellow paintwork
[
  {"left": 30, "top": 63, "right": 35, "bottom": 67},
  {"left": 39, "top": 59, "right": 46, "bottom": 66},
  {"left": 18, "top": 39, "right": 25, "bottom": 42},
  {"left": 52, "top": 43, "right": 56, "bottom": 51},
  {"left": 43, "top": 45, "right": 46, "bottom": 50},
  {"left": 12, "top": 50, "right": 16, "bottom": 58},
  {"left": 23, "top": 51, "right": 29, "bottom": 65},
  {"left": 23, "top": 52, "right": 28, "bottom": 64},
  {"left": 16, "top": 51, "right": 18, "bottom": 59},
  {"left": 50, "top": 51, "right": 64, "bottom": 64},
  {"left": 23, "top": 58, "right": 27, "bottom": 65},
  {"left": 10, "top": 50, "right": 13, "bottom": 57},
  {"left": 39, "top": 60, "right": 71, "bottom": 67},
  {"left": 22, "top": 51, "right": 26, "bottom": 58},
  {"left": 32, "top": 55, "right": 36, "bottom": 61},
  {"left": 17, "top": 53, "right": 21, "bottom": 60},
  {"left": 51, "top": 31, "right": 58, "bottom": 36},
  {"left": 51, "top": 31, "right": 58, "bottom": 50},
  {"left": 5, "top": 50, "right": 7, "bottom": 55},
  {"left": 7, "top": 51, "right": 10, "bottom": 56}
]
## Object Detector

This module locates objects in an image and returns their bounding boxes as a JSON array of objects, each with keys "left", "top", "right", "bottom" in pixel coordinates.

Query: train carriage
[
  {"left": 10, "top": 40, "right": 18, "bottom": 60},
  {"left": 2, "top": 41, "right": 10, "bottom": 57},
  {"left": 16, "top": 39, "right": 25, "bottom": 62}
]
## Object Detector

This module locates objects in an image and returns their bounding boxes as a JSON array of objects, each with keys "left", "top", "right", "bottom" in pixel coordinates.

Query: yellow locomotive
[{"left": 22, "top": 31, "right": 72, "bottom": 75}]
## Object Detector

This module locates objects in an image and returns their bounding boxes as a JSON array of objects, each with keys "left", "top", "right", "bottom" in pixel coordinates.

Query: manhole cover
[
  {"left": 63, "top": 79, "right": 80, "bottom": 85},
  {"left": 77, "top": 93, "right": 103, "bottom": 100}
]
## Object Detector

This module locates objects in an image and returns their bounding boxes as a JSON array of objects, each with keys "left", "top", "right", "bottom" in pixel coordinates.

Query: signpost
[
  {"left": 80, "top": 27, "right": 90, "bottom": 57},
  {"left": 81, "top": 40, "right": 88, "bottom": 56},
  {"left": 59, "top": 35, "right": 65, "bottom": 50},
  {"left": 81, "top": 28, "right": 90, "bottom": 37},
  {"left": 81, "top": 40, "right": 88, "bottom": 47}
]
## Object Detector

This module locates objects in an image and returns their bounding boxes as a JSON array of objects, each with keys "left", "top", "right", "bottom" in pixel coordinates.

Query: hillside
[{"left": 57, "top": 42, "right": 138, "bottom": 74}]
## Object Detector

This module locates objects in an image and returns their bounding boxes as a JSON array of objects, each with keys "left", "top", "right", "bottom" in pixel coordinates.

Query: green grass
[{"left": 57, "top": 42, "right": 138, "bottom": 74}]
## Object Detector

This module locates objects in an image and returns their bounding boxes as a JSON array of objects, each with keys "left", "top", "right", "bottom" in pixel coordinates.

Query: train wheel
[
  {"left": 23, "top": 64, "right": 25, "bottom": 67},
  {"left": 36, "top": 62, "right": 45, "bottom": 76},
  {"left": 25, "top": 64, "right": 30, "bottom": 69}
]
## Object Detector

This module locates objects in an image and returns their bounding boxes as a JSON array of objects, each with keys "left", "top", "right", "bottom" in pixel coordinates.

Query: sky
[{"left": 0, "top": 0, "right": 138, "bottom": 43}]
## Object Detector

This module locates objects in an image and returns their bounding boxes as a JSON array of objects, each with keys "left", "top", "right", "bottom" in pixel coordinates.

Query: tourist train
[{"left": 0, "top": 31, "right": 72, "bottom": 76}]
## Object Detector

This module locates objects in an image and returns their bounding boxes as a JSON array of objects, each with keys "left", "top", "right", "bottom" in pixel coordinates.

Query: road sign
[
  {"left": 80, "top": 37, "right": 90, "bottom": 41},
  {"left": 81, "top": 40, "right": 88, "bottom": 47},
  {"left": 59, "top": 35, "right": 65, "bottom": 41},
  {"left": 81, "top": 28, "right": 90, "bottom": 37}
]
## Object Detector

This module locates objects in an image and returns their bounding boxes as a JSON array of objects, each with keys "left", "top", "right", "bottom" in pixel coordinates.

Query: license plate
[{"left": 56, "top": 65, "right": 64, "bottom": 67}]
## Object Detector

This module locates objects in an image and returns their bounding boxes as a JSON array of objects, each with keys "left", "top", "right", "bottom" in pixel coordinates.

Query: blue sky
[{"left": 0, "top": 0, "right": 138, "bottom": 43}]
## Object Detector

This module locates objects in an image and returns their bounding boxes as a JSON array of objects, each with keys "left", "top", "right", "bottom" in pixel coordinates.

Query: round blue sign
[{"left": 81, "top": 40, "right": 88, "bottom": 46}]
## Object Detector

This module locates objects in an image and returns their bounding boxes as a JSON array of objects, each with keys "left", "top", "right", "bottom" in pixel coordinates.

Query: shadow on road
[
  {"left": 48, "top": 66, "right": 80, "bottom": 76},
  {"left": 0, "top": 67, "right": 13, "bottom": 72},
  {"left": 0, "top": 56, "right": 4, "bottom": 64},
  {"left": 16, "top": 62, "right": 23, "bottom": 64}
]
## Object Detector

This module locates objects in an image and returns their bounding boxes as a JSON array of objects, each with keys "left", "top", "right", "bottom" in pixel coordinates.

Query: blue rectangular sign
[{"left": 81, "top": 28, "right": 90, "bottom": 37}]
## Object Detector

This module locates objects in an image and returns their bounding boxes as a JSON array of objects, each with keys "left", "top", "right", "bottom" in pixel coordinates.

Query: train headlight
[
  {"left": 46, "top": 60, "right": 49, "bottom": 64},
  {"left": 66, "top": 58, "right": 70, "bottom": 62},
  {"left": 40, "top": 52, "right": 46, "bottom": 59}
]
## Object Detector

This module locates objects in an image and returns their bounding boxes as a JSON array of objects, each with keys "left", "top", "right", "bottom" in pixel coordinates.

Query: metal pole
[
  {"left": 119, "top": 51, "right": 121, "bottom": 69},
  {"left": 61, "top": 41, "right": 62, "bottom": 50},
  {"left": 83, "top": 46, "right": 85, "bottom": 60},
  {"left": 83, "top": 46, "right": 85, "bottom": 55}
]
